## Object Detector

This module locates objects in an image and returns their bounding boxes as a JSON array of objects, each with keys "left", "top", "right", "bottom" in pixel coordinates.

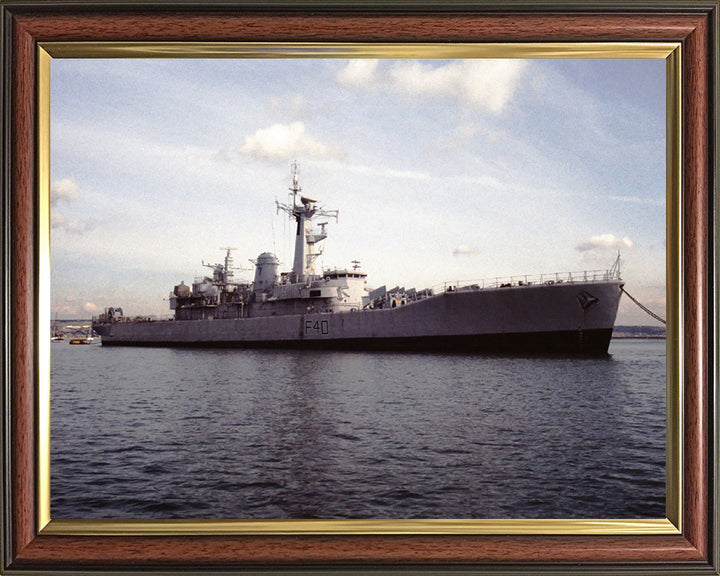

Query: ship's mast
[
  {"left": 221, "top": 247, "right": 237, "bottom": 283},
  {"left": 202, "top": 247, "right": 239, "bottom": 284},
  {"left": 276, "top": 163, "right": 338, "bottom": 282}
]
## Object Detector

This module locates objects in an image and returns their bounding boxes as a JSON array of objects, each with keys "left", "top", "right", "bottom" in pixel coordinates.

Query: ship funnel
[{"left": 253, "top": 252, "right": 280, "bottom": 292}]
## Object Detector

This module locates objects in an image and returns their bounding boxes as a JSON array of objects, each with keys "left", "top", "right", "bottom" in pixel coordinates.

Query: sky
[{"left": 50, "top": 57, "right": 666, "bottom": 325}]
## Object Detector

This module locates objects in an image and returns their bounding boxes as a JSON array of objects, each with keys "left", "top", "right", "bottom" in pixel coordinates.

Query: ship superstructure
[
  {"left": 93, "top": 165, "right": 624, "bottom": 354},
  {"left": 157, "top": 164, "right": 368, "bottom": 323}
]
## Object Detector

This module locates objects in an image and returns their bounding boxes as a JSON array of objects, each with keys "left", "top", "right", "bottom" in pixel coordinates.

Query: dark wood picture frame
[{"left": 2, "top": 1, "right": 717, "bottom": 574}]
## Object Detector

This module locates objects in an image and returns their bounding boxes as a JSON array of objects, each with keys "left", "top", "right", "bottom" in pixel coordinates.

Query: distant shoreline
[
  {"left": 612, "top": 325, "right": 666, "bottom": 340},
  {"left": 612, "top": 334, "right": 666, "bottom": 339}
]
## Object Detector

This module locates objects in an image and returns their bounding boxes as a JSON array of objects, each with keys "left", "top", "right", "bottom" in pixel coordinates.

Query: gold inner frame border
[{"left": 36, "top": 41, "right": 682, "bottom": 537}]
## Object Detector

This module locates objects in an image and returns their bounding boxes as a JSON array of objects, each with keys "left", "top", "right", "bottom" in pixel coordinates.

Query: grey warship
[{"left": 92, "top": 165, "right": 624, "bottom": 354}]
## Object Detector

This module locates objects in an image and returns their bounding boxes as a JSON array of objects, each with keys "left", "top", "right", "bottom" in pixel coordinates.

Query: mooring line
[{"left": 620, "top": 286, "right": 666, "bottom": 325}]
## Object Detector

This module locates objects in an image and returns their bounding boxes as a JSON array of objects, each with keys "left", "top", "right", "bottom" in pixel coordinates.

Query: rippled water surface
[{"left": 51, "top": 339, "right": 665, "bottom": 519}]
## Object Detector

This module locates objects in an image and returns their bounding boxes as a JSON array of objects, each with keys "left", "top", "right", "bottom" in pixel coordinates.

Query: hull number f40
[{"left": 305, "top": 319, "right": 330, "bottom": 335}]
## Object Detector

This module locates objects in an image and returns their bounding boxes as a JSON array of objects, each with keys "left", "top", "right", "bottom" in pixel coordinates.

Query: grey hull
[
  {"left": 94, "top": 280, "right": 623, "bottom": 354},
  {"left": 100, "top": 328, "right": 614, "bottom": 355}
]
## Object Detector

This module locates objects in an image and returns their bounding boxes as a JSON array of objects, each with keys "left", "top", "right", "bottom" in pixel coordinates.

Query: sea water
[{"left": 50, "top": 339, "right": 666, "bottom": 519}]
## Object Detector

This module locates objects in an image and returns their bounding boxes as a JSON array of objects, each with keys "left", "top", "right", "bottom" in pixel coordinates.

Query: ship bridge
[{"left": 323, "top": 269, "right": 367, "bottom": 280}]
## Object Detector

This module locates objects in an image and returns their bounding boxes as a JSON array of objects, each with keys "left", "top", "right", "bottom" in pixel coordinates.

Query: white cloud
[
  {"left": 51, "top": 212, "right": 68, "bottom": 229},
  {"left": 240, "top": 121, "right": 340, "bottom": 161},
  {"left": 453, "top": 244, "right": 478, "bottom": 256},
  {"left": 391, "top": 60, "right": 526, "bottom": 112},
  {"left": 576, "top": 234, "right": 634, "bottom": 252},
  {"left": 51, "top": 210, "right": 95, "bottom": 235},
  {"left": 82, "top": 302, "right": 101, "bottom": 314},
  {"left": 337, "top": 59, "right": 379, "bottom": 87},
  {"left": 51, "top": 295, "right": 100, "bottom": 318},
  {"left": 337, "top": 59, "right": 528, "bottom": 113},
  {"left": 51, "top": 177, "right": 79, "bottom": 203}
]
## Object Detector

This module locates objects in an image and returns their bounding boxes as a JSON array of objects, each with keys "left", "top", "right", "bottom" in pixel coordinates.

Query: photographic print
[{"left": 49, "top": 55, "right": 668, "bottom": 520}]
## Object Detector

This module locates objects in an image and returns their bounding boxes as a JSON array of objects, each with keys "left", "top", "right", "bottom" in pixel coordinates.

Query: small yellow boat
[{"left": 69, "top": 327, "right": 95, "bottom": 345}]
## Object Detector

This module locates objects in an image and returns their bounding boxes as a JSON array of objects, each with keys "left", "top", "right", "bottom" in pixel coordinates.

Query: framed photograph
[{"left": 2, "top": 1, "right": 717, "bottom": 574}]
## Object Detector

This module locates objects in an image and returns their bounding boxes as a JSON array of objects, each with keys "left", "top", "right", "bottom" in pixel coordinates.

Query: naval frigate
[{"left": 92, "top": 164, "right": 624, "bottom": 354}]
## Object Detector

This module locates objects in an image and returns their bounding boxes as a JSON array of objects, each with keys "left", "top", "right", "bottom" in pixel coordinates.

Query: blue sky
[{"left": 50, "top": 57, "right": 666, "bottom": 324}]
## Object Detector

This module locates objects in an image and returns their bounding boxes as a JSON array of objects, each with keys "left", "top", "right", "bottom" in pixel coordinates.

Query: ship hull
[
  {"left": 94, "top": 280, "right": 623, "bottom": 355},
  {"left": 98, "top": 328, "right": 614, "bottom": 354}
]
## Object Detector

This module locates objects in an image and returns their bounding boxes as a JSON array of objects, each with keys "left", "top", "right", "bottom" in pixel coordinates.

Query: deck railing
[
  {"left": 432, "top": 267, "right": 622, "bottom": 295},
  {"left": 93, "top": 314, "right": 175, "bottom": 324}
]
